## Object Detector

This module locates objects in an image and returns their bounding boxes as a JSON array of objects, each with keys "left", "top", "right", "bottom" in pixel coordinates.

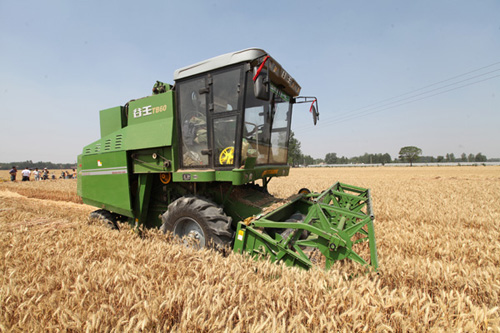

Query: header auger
[{"left": 77, "top": 48, "right": 378, "bottom": 271}]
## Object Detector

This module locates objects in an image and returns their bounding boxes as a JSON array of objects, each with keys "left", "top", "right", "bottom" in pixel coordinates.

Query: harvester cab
[
  {"left": 173, "top": 50, "right": 317, "bottom": 177},
  {"left": 77, "top": 48, "right": 378, "bottom": 271}
]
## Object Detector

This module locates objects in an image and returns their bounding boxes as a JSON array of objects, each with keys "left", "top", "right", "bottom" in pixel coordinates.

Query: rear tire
[
  {"left": 89, "top": 209, "right": 120, "bottom": 230},
  {"left": 160, "top": 196, "right": 234, "bottom": 250}
]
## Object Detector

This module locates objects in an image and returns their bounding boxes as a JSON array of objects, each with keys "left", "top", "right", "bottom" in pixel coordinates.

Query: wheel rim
[{"left": 173, "top": 217, "right": 206, "bottom": 248}]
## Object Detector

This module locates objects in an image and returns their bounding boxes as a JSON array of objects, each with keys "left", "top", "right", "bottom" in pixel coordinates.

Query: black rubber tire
[
  {"left": 160, "top": 196, "right": 234, "bottom": 250},
  {"left": 89, "top": 209, "right": 119, "bottom": 230},
  {"left": 298, "top": 188, "right": 311, "bottom": 195}
]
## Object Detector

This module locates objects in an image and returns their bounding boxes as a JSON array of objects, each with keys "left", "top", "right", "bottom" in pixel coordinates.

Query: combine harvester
[{"left": 77, "top": 48, "right": 378, "bottom": 271}]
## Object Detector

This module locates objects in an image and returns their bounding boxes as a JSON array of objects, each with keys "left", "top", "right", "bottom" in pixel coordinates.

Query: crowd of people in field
[{"left": 8, "top": 166, "right": 77, "bottom": 181}]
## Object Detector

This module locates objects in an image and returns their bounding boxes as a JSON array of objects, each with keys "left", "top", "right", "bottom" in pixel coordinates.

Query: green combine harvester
[{"left": 77, "top": 48, "right": 378, "bottom": 271}]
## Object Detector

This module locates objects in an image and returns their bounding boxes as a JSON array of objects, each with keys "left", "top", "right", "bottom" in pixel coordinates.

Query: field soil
[{"left": 1, "top": 167, "right": 499, "bottom": 331}]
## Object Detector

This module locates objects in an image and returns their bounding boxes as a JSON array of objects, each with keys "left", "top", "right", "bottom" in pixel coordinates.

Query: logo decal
[{"left": 133, "top": 104, "right": 167, "bottom": 118}]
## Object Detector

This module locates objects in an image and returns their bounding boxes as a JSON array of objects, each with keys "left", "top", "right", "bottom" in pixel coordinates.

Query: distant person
[
  {"left": 9, "top": 166, "right": 17, "bottom": 181},
  {"left": 42, "top": 168, "right": 49, "bottom": 180},
  {"left": 33, "top": 168, "right": 41, "bottom": 181},
  {"left": 21, "top": 167, "right": 31, "bottom": 181},
  {"left": 65, "top": 171, "right": 70, "bottom": 179},
  {"left": 60, "top": 171, "right": 66, "bottom": 179},
  {"left": 72, "top": 169, "right": 76, "bottom": 179}
]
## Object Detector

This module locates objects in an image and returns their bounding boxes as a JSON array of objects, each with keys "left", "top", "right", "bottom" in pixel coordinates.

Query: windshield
[{"left": 242, "top": 74, "right": 291, "bottom": 165}]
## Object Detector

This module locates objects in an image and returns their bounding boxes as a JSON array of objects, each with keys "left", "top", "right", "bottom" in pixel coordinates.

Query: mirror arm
[
  {"left": 294, "top": 96, "right": 317, "bottom": 104},
  {"left": 294, "top": 96, "right": 320, "bottom": 125}
]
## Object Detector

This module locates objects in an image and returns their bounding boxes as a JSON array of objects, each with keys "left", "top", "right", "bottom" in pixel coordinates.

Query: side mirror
[
  {"left": 311, "top": 104, "right": 319, "bottom": 125},
  {"left": 294, "top": 96, "right": 320, "bottom": 125},
  {"left": 253, "top": 67, "right": 270, "bottom": 100}
]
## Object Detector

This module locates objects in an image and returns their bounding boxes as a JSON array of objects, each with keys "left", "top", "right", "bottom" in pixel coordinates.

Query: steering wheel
[
  {"left": 183, "top": 111, "right": 206, "bottom": 125},
  {"left": 219, "top": 146, "right": 234, "bottom": 165},
  {"left": 244, "top": 122, "right": 258, "bottom": 137}
]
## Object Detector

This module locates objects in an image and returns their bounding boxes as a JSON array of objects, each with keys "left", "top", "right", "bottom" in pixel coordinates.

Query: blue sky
[{"left": 1, "top": 0, "right": 499, "bottom": 163}]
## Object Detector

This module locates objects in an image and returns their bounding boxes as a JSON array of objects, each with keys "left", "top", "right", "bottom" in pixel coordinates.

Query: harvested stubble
[
  {"left": 0, "top": 178, "right": 81, "bottom": 204},
  {"left": 0, "top": 166, "right": 499, "bottom": 331}
]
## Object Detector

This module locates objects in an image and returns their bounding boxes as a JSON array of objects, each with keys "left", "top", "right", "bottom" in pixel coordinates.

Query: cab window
[
  {"left": 177, "top": 77, "right": 209, "bottom": 167},
  {"left": 211, "top": 68, "right": 242, "bottom": 167},
  {"left": 242, "top": 73, "right": 291, "bottom": 165},
  {"left": 212, "top": 69, "right": 241, "bottom": 112}
]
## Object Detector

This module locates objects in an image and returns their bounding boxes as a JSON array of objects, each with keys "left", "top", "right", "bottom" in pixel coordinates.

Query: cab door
[
  {"left": 177, "top": 76, "right": 210, "bottom": 168},
  {"left": 209, "top": 67, "right": 244, "bottom": 169}
]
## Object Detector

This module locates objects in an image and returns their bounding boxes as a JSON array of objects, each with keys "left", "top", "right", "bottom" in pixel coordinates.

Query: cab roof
[
  {"left": 173, "top": 48, "right": 301, "bottom": 97},
  {"left": 173, "top": 48, "right": 267, "bottom": 81}
]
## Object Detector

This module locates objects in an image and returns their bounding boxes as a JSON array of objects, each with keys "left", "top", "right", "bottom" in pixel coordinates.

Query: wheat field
[{"left": 0, "top": 166, "right": 499, "bottom": 331}]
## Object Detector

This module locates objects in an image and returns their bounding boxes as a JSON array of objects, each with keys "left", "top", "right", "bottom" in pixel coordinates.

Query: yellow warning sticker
[{"left": 237, "top": 229, "right": 244, "bottom": 241}]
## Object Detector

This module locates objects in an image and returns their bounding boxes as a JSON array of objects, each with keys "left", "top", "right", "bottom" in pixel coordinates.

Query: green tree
[
  {"left": 445, "top": 153, "right": 455, "bottom": 162},
  {"left": 324, "top": 152, "right": 338, "bottom": 164},
  {"left": 419, "top": 156, "right": 435, "bottom": 163},
  {"left": 381, "top": 153, "right": 392, "bottom": 164},
  {"left": 303, "top": 155, "right": 315, "bottom": 166},
  {"left": 474, "top": 152, "right": 487, "bottom": 162},
  {"left": 468, "top": 153, "right": 475, "bottom": 162},
  {"left": 460, "top": 153, "right": 467, "bottom": 162},
  {"left": 288, "top": 131, "right": 302, "bottom": 166},
  {"left": 399, "top": 146, "right": 422, "bottom": 166}
]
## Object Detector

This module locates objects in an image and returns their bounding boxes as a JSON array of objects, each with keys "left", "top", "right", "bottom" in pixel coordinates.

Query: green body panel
[
  {"left": 217, "top": 165, "right": 290, "bottom": 184},
  {"left": 78, "top": 91, "right": 176, "bottom": 217},
  {"left": 172, "top": 171, "right": 216, "bottom": 182},
  {"left": 79, "top": 151, "right": 133, "bottom": 217},
  {"left": 100, "top": 106, "right": 125, "bottom": 138},
  {"left": 126, "top": 94, "right": 172, "bottom": 127},
  {"left": 77, "top": 154, "right": 83, "bottom": 198},
  {"left": 82, "top": 91, "right": 175, "bottom": 155},
  {"left": 120, "top": 121, "right": 172, "bottom": 151},
  {"left": 135, "top": 173, "right": 153, "bottom": 225},
  {"left": 171, "top": 165, "right": 290, "bottom": 185}
]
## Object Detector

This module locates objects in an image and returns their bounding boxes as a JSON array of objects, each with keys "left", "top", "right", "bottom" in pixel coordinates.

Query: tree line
[
  {"left": 288, "top": 135, "right": 493, "bottom": 167},
  {"left": 419, "top": 152, "right": 488, "bottom": 163},
  {"left": 397, "top": 146, "right": 489, "bottom": 166},
  {"left": 291, "top": 152, "right": 394, "bottom": 166},
  {"left": 288, "top": 133, "right": 394, "bottom": 166},
  {"left": 0, "top": 160, "right": 76, "bottom": 170}
]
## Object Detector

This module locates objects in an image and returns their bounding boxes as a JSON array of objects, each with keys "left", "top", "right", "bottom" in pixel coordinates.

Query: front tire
[
  {"left": 160, "top": 196, "right": 234, "bottom": 250},
  {"left": 89, "top": 209, "right": 120, "bottom": 230}
]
